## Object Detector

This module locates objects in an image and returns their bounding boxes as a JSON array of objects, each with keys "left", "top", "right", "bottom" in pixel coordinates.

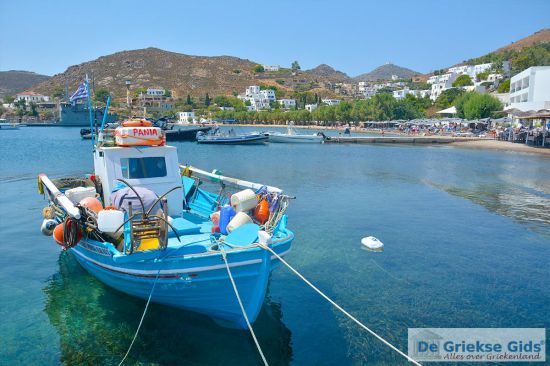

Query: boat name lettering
[
  {"left": 80, "top": 241, "right": 111, "bottom": 256},
  {"left": 133, "top": 128, "right": 158, "bottom": 136}
]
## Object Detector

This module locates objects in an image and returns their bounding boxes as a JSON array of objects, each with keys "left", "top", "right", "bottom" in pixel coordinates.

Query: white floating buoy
[{"left": 361, "top": 236, "right": 384, "bottom": 251}]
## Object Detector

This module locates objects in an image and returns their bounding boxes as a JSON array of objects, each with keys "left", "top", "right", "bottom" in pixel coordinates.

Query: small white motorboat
[
  {"left": 0, "top": 120, "right": 20, "bottom": 130},
  {"left": 361, "top": 236, "right": 384, "bottom": 251},
  {"left": 267, "top": 124, "right": 324, "bottom": 143}
]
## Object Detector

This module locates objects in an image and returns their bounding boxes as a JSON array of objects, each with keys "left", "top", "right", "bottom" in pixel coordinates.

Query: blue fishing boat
[{"left": 37, "top": 117, "right": 294, "bottom": 329}]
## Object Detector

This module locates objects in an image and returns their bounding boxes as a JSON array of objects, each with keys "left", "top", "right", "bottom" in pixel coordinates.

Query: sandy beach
[{"left": 451, "top": 139, "right": 550, "bottom": 156}]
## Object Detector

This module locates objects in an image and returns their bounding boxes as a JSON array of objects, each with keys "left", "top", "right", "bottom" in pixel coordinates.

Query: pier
[{"left": 325, "top": 136, "right": 479, "bottom": 144}]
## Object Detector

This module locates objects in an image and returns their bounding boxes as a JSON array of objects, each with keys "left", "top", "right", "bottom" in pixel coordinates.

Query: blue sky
[{"left": 1, "top": 0, "right": 549, "bottom": 76}]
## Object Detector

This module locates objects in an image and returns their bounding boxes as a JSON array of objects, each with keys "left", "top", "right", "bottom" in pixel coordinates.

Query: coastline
[
  {"left": 223, "top": 123, "right": 550, "bottom": 156},
  {"left": 450, "top": 139, "right": 550, "bottom": 156}
]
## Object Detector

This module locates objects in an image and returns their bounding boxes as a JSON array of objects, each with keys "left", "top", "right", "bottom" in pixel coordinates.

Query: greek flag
[{"left": 69, "top": 82, "right": 88, "bottom": 103}]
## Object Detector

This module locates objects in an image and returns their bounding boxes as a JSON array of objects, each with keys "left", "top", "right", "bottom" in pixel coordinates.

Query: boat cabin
[{"left": 93, "top": 145, "right": 183, "bottom": 216}]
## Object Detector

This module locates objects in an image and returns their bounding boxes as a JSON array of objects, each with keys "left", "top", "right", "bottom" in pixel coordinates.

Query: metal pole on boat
[{"left": 100, "top": 95, "right": 111, "bottom": 136}]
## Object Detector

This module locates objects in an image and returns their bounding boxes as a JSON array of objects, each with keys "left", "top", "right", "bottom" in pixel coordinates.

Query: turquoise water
[{"left": 0, "top": 127, "right": 549, "bottom": 365}]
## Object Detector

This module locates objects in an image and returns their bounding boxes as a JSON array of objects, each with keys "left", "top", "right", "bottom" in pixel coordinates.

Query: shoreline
[
  {"left": 224, "top": 123, "right": 550, "bottom": 156},
  {"left": 450, "top": 139, "right": 550, "bottom": 156}
]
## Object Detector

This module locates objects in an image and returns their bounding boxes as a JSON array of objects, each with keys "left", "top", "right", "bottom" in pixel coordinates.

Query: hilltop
[
  {"left": 353, "top": 63, "right": 420, "bottom": 81},
  {"left": 0, "top": 70, "right": 50, "bottom": 98},
  {"left": 306, "top": 64, "right": 351, "bottom": 82},
  {"left": 494, "top": 28, "right": 550, "bottom": 53},
  {"left": 30, "top": 48, "right": 344, "bottom": 99}
]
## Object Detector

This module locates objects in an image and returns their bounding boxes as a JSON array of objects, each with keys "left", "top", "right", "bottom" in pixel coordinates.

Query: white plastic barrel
[
  {"left": 97, "top": 210, "right": 125, "bottom": 233},
  {"left": 230, "top": 189, "right": 258, "bottom": 212},
  {"left": 65, "top": 186, "right": 97, "bottom": 204},
  {"left": 226, "top": 212, "right": 252, "bottom": 233}
]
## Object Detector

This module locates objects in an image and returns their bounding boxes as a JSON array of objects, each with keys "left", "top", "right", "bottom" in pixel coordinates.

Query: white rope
[
  {"left": 259, "top": 244, "right": 422, "bottom": 366},
  {"left": 220, "top": 245, "right": 269, "bottom": 366},
  {"left": 118, "top": 268, "right": 161, "bottom": 366}
]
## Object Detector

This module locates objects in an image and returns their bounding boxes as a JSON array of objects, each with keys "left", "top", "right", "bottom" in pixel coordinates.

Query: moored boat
[
  {"left": 0, "top": 119, "right": 20, "bottom": 130},
  {"left": 37, "top": 118, "right": 294, "bottom": 329},
  {"left": 196, "top": 128, "right": 268, "bottom": 144},
  {"left": 267, "top": 124, "right": 324, "bottom": 143}
]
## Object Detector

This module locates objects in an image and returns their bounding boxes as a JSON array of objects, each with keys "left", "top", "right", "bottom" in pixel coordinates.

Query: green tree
[
  {"left": 186, "top": 94, "right": 193, "bottom": 105},
  {"left": 3, "top": 95, "right": 15, "bottom": 104},
  {"left": 452, "top": 75, "right": 473, "bottom": 87},
  {"left": 476, "top": 72, "right": 489, "bottom": 81},
  {"left": 133, "top": 88, "right": 147, "bottom": 97},
  {"left": 0, "top": 105, "right": 4, "bottom": 117},
  {"left": 434, "top": 88, "right": 465, "bottom": 109},
  {"left": 164, "top": 89, "right": 172, "bottom": 97},
  {"left": 52, "top": 87, "right": 64, "bottom": 99},
  {"left": 28, "top": 102, "right": 39, "bottom": 117},
  {"left": 253, "top": 64, "right": 265, "bottom": 73},
  {"left": 291, "top": 61, "right": 301, "bottom": 71},
  {"left": 497, "top": 79, "right": 510, "bottom": 93},
  {"left": 94, "top": 88, "right": 110, "bottom": 104},
  {"left": 204, "top": 93, "right": 211, "bottom": 107},
  {"left": 455, "top": 92, "right": 502, "bottom": 119}
]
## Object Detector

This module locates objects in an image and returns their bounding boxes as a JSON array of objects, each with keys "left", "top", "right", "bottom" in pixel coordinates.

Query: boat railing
[
  {"left": 180, "top": 165, "right": 282, "bottom": 194},
  {"left": 38, "top": 174, "right": 81, "bottom": 219}
]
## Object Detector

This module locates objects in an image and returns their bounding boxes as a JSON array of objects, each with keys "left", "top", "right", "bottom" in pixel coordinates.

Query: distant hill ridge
[
  {"left": 0, "top": 70, "right": 50, "bottom": 98},
  {"left": 353, "top": 63, "right": 420, "bottom": 82}
]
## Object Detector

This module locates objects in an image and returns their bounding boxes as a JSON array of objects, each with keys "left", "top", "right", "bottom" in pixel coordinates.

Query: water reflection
[{"left": 44, "top": 252, "right": 293, "bottom": 365}]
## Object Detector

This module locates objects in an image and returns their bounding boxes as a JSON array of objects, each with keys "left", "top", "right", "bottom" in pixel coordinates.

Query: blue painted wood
[{"left": 224, "top": 223, "right": 259, "bottom": 247}]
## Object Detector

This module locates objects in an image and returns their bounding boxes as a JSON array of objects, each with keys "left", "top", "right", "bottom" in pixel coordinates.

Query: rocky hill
[
  {"left": 31, "top": 48, "right": 344, "bottom": 99},
  {"left": 0, "top": 70, "right": 50, "bottom": 98},
  {"left": 353, "top": 63, "right": 420, "bottom": 82},
  {"left": 494, "top": 28, "right": 550, "bottom": 53},
  {"left": 306, "top": 64, "right": 351, "bottom": 82}
]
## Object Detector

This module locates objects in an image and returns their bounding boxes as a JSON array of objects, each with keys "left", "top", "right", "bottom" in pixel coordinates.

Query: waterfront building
[
  {"left": 15, "top": 91, "right": 50, "bottom": 104},
  {"left": 238, "top": 85, "right": 276, "bottom": 111},
  {"left": 278, "top": 99, "right": 296, "bottom": 109},
  {"left": 321, "top": 98, "right": 341, "bottom": 106},
  {"left": 178, "top": 111, "right": 196, "bottom": 124},
  {"left": 305, "top": 104, "right": 318, "bottom": 112},
  {"left": 507, "top": 66, "right": 550, "bottom": 112}
]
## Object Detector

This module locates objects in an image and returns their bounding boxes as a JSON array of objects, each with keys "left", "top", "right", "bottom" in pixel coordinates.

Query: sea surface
[{"left": 1, "top": 126, "right": 549, "bottom": 366}]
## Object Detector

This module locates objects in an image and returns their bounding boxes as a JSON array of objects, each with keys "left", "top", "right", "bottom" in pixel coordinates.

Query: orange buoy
[
  {"left": 79, "top": 197, "right": 103, "bottom": 213},
  {"left": 53, "top": 223, "right": 65, "bottom": 245},
  {"left": 53, "top": 222, "right": 82, "bottom": 247},
  {"left": 254, "top": 199, "right": 269, "bottom": 224},
  {"left": 122, "top": 119, "right": 152, "bottom": 127}
]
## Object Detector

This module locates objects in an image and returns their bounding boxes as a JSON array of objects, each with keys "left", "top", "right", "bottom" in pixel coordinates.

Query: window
[{"left": 120, "top": 157, "right": 167, "bottom": 179}]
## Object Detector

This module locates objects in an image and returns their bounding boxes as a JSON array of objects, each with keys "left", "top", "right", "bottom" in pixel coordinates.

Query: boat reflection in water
[{"left": 44, "top": 252, "right": 293, "bottom": 365}]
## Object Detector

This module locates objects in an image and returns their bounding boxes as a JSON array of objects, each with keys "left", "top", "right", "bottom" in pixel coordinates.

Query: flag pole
[{"left": 85, "top": 75, "right": 94, "bottom": 150}]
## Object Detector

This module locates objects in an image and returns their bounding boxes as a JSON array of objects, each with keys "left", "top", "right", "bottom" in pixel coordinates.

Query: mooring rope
[
  {"left": 220, "top": 245, "right": 269, "bottom": 366},
  {"left": 258, "top": 244, "right": 422, "bottom": 366},
  {"left": 118, "top": 267, "right": 162, "bottom": 366}
]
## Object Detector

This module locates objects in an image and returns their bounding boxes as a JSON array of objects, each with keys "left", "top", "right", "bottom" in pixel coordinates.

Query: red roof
[{"left": 16, "top": 91, "right": 43, "bottom": 96}]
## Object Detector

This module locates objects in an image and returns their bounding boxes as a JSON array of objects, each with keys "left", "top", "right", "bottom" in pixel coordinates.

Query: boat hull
[
  {"left": 70, "top": 235, "right": 292, "bottom": 329},
  {"left": 268, "top": 133, "right": 323, "bottom": 143},
  {"left": 197, "top": 134, "right": 268, "bottom": 145}
]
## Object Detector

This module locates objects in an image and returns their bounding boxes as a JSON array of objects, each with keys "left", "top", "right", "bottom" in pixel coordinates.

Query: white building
[
  {"left": 146, "top": 88, "right": 166, "bottom": 96},
  {"left": 305, "top": 104, "right": 318, "bottom": 112},
  {"left": 507, "top": 66, "right": 550, "bottom": 112},
  {"left": 393, "top": 88, "right": 430, "bottom": 100},
  {"left": 321, "top": 98, "right": 341, "bottom": 106},
  {"left": 391, "top": 75, "right": 399, "bottom": 81},
  {"left": 487, "top": 73, "right": 503, "bottom": 82},
  {"left": 177, "top": 111, "right": 196, "bottom": 124},
  {"left": 260, "top": 89, "right": 276, "bottom": 102},
  {"left": 429, "top": 73, "right": 458, "bottom": 101},
  {"left": 278, "top": 99, "right": 296, "bottom": 109},
  {"left": 447, "top": 63, "right": 493, "bottom": 79},
  {"left": 238, "top": 85, "right": 276, "bottom": 111},
  {"left": 263, "top": 65, "right": 280, "bottom": 72},
  {"left": 15, "top": 91, "right": 50, "bottom": 104}
]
